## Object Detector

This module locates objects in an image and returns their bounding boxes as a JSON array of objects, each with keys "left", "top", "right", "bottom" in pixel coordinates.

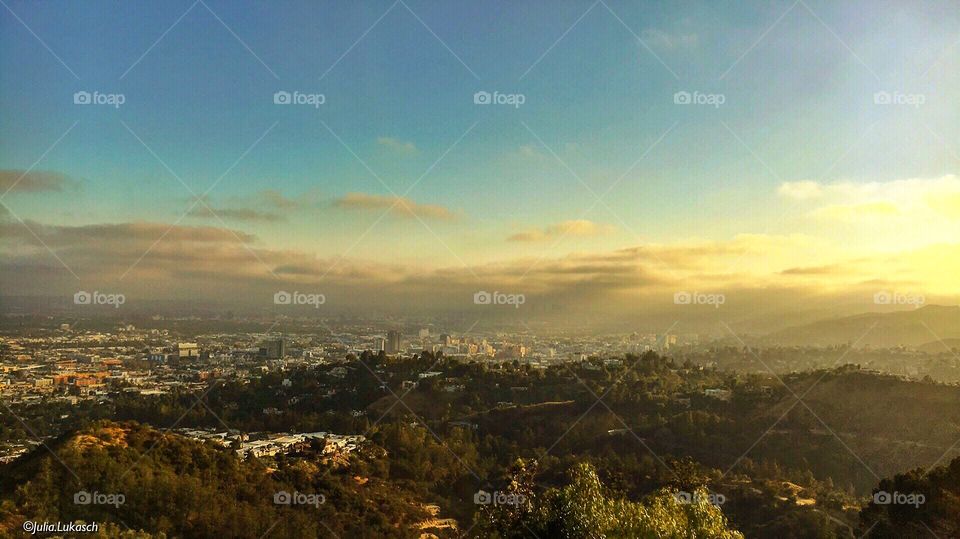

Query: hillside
[
  {"left": 860, "top": 455, "right": 960, "bottom": 537},
  {"left": 749, "top": 370, "right": 960, "bottom": 487},
  {"left": 0, "top": 421, "right": 439, "bottom": 538},
  {"left": 916, "top": 337, "right": 960, "bottom": 354},
  {"left": 764, "top": 305, "right": 960, "bottom": 347}
]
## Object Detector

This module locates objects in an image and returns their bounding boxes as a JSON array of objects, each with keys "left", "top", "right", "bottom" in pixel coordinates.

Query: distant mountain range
[{"left": 764, "top": 305, "right": 960, "bottom": 348}]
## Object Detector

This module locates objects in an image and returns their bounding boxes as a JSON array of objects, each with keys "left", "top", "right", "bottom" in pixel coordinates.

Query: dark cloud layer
[
  {"left": 0, "top": 170, "right": 76, "bottom": 194},
  {"left": 0, "top": 212, "right": 952, "bottom": 334}
]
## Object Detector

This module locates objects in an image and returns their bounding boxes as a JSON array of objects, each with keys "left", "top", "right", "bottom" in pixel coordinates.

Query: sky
[{"left": 3, "top": 0, "right": 960, "bottom": 328}]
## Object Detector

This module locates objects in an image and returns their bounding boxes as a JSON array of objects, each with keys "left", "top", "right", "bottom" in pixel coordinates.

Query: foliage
[
  {"left": 860, "top": 455, "right": 960, "bottom": 538},
  {"left": 0, "top": 421, "right": 431, "bottom": 539},
  {"left": 476, "top": 460, "right": 743, "bottom": 538}
]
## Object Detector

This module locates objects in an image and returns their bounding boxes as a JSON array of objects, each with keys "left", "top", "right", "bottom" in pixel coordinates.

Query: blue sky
[{"left": 3, "top": 0, "right": 960, "bottom": 315}]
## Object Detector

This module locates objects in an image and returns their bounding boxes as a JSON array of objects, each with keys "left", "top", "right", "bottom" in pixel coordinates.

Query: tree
[
  {"left": 476, "top": 460, "right": 743, "bottom": 539},
  {"left": 860, "top": 456, "right": 960, "bottom": 538}
]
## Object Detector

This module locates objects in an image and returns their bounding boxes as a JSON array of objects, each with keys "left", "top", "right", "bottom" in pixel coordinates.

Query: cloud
[
  {"left": 641, "top": 28, "right": 698, "bottom": 50},
  {"left": 377, "top": 137, "right": 417, "bottom": 154},
  {"left": 813, "top": 201, "right": 901, "bottom": 221},
  {"left": 778, "top": 180, "right": 823, "bottom": 200},
  {"left": 3, "top": 209, "right": 960, "bottom": 334},
  {"left": 257, "top": 189, "right": 310, "bottom": 209},
  {"left": 925, "top": 191, "right": 960, "bottom": 220},
  {"left": 0, "top": 218, "right": 257, "bottom": 247},
  {"left": 0, "top": 170, "right": 76, "bottom": 195},
  {"left": 518, "top": 145, "right": 542, "bottom": 159},
  {"left": 508, "top": 220, "right": 615, "bottom": 242},
  {"left": 777, "top": 174, "right": 960, "bottom": 214},
  {"left": 779, "top": 175, "right": 960, "bottom": 227},
  {"left": 187, "top": 205, "right": 282, "bottom": 222},
  {"left": 333, "top": 192, "right": 458, "bottom": 221},
  {"left": 183, "top": 190, "right": 323, "bottom": 222},
  {"left": 779, "top": 264, "right": 845, "bottom": 276}
]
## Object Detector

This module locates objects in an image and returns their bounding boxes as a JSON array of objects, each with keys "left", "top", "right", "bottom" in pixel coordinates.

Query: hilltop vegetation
[
  {"left": 476, "top": 460, "right": 743, "bottom": 538},
  {"left": 0, "top": 421, "right": 433, "bottom": 538},
  {"left": 860, "top": 455, "right": 960, "bottom": 538},
  {"left": 5, "top": 350, "right": 960, "bottom": 536}
]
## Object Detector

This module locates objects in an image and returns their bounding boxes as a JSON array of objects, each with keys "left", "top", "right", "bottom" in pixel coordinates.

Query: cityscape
[{"left": 4, "top": 0, "right": 960, "bottom": 537}]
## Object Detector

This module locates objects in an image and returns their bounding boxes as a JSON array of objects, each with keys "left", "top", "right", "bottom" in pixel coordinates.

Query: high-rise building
[
  {"left": 260, "top": 338, "right": 286, "bottom": 359},
  {"left": 386, "top": 330, "right": 402, "bottom": 354},
  {"left": 177, "top": 343, "right": 199, "bottom": 360}
]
